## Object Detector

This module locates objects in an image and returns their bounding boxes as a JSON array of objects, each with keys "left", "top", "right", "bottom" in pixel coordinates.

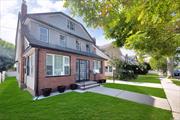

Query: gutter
[{"left": 34, "top": 48, "right": 39, "bottom": 97}]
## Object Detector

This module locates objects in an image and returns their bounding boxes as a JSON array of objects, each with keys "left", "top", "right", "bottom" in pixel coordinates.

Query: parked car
[{"left": 174, "top": 69, "right": 180, "bottom": 76}]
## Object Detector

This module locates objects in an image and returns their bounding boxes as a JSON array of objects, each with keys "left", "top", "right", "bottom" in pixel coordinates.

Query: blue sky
[{"left": 0, "top": 0, "right": 135, "bottom": 56}]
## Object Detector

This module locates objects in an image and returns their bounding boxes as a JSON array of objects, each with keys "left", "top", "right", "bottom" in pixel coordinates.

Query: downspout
[{"left": 35, "top": 48, "right": 39, "bottom": 97}]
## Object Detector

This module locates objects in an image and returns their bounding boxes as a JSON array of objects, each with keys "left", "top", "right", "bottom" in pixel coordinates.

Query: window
[
  {"left": 76, "top": 40, "right": 81, "bottom": 51},
  {"left": 40, "top": 27, "right": 48, "bottom": 42},
  {"left": 26, "top": 56, "right": 30, "bottom": 76},
  {"left": 46, "top": 54, "right": 70, "bottom": 76},
  {"left": 46, "top": 55, "right": 53, "bottom": 75},
  {"left": 109, "top": 66, "right": 112, "bottom": 72},
  {"left": 67, "top": 20, "right": 75, "bottom": 30},
  {"left": 26, "top": 55, "right": 33, "bottom": 76},
  {"left": 59, "top": 35, "right": 66, "bottom": 47},
  {"left": 93, "top": 60, "right": 102, "bottom": 73},
  {"left": 86, "top": 44, "right": 90, "bottom": 52}
]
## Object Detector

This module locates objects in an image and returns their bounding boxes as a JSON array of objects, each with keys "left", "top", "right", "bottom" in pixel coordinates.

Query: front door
[{"left": 76, "top": 59, "right": 89, "bottom": 81}]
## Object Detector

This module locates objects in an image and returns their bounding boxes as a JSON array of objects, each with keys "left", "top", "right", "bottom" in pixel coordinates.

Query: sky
[{"left": 0, "top": 0, "right": 135, "bottom": 56}]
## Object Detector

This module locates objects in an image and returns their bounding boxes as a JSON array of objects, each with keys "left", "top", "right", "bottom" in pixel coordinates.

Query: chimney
[{"left": 21, "top": 0, "right": 27, "bottom": 17}]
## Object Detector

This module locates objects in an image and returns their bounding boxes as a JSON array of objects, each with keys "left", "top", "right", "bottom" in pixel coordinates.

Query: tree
[
  {"left": 0, "top": 39, "right": 15, "bottom": 82},
  {"left": 64, "top": 0, "right": 180, "bottom": 77},
  {"left": 149, "top": 56, "right": 167, "bottom": 74}
]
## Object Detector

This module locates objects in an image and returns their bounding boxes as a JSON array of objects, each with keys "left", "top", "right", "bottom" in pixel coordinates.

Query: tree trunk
[{"left": 167, "top": 57, "right": 174, "bottom": 77}]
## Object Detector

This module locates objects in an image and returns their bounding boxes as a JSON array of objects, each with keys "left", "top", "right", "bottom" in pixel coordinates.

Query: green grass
[
  {"left": 104, "top": 83, "right": 166, "bottom": 98},
  {"left": 0, "top": 77, "right": 172, "bottom": 120},
  {"left": 172, "top": 80, "right": 180, "bottom": 86},
  {"left": 130, "top": 74, "right": 161, "bottom": 83}
]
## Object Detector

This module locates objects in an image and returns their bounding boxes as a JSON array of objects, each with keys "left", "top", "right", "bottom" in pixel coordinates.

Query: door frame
[{"left": 76, "top": 59, "right": 90, "bottom": 82}]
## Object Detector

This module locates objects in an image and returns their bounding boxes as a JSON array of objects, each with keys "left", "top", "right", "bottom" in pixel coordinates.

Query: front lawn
[
  {"left": 172, "top": 80, "right": 180, "bottom": 86},
  {"left": 130, "top": 74, "right": 161, "bottom": 83},
  {"left": 104, "top": 83, "right": 166, "bottom": 98},
  {"left": 0, "top": 77, "right": 172, "bottom": 120}
]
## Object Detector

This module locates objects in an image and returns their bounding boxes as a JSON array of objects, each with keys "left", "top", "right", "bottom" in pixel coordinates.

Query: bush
[
  {"left": 70, "top": 84, "right": 78, "bottom": 90},
  {"left": 57, "top": 85, "right": 66, "bottom": 93},
  {"left": 42, "top": 88, "right": 52, "bottom": 97},
  {"left": 97, "top": 79, "right": 106, "bottom": 83}
]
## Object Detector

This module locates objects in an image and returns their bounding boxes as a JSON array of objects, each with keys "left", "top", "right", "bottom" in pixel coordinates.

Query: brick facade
[{"left": 37, "top": 48, "right": 105, "bottom": 95}]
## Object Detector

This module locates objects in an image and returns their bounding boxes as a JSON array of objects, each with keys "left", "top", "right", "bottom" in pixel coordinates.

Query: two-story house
[{"left": 15, "top": 1, "right": 106, "bottom": 96}]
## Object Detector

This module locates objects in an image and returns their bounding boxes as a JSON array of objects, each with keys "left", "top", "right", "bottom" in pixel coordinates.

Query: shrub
[
  {"left": 70, "top": 84, "right": 78, "bottom": 90},
  {"left": 42, "top": 88, "right": 52, "bottom": 97},
  {"left": 57, "top": 85, "right": 66, "bottom": 93}
]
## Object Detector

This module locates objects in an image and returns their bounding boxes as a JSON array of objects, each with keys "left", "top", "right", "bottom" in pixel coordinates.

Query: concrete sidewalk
[
  {"left": 107, "top": 80, "right": 162, "bottom": 88},
  {"left": 86, "top": 86, "right": 171, "bottom": 111},
  {"left": 160, "top": 78, "right": 180, "bottom": 120}
]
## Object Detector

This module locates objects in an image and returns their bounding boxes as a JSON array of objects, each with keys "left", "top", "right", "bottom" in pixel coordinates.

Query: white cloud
[
  {"left": 0, "top": 0, "right": 66, "bottom": 44},
  {"left": 29, "top": 0, "right": 65, "bottom": 13}
]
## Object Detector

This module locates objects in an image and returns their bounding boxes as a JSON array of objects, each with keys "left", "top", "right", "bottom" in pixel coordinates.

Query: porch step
[
  {"left": 79, "top": 83, "right": 100, "bottom": 90},
  {"left": 77, "top": 81, "right": 100, "bottom": 90}
]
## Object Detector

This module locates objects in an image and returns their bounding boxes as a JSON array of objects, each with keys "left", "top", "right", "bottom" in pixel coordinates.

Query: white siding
[
  {"left": 33, "top": 14, "right": 92, "bottom": 42},
  {"left": 26, "top": 51, "right": 35, "bottom": 90},
  {"left": 28, "top": 20, "right": 94, "bottom": 53}
]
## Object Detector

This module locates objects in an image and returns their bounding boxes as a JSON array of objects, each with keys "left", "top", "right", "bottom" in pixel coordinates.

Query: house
[
  {"left": 15, "top": 1, "right": 106, "bottom": 96},
  {"left": 97, "top": 44, "right": 124, "bottom": 77}
]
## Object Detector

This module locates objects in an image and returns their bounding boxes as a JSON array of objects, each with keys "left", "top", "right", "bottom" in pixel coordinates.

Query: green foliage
[
  {"left": 0, "top": 39, "right": 15, "bottom": 72},
  {"left": 149, "top": 56, "right": 167, "bottom": 73},
  {"left": 109, "top": 58, "right": 138, "bottom": 80},
  {"left": 64, "top": 0, "right": 180, "bottom": 57}
]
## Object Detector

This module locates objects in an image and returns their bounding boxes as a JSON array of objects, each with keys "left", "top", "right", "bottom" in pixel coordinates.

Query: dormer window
[
  {"left": 40, "top": 26, "right": 48, "bottom": 42},
  {"left": 59, "top": 34, "right": 66, "bottom": 47},
  {"left": 67, "top": 20, "right": 75, "bottom": 30},
  {"left": 86, "top": 44, "right": 90, "bottom": 53},
  {"left": 76, "top": 40, "right": 81, "bottom": 51}
]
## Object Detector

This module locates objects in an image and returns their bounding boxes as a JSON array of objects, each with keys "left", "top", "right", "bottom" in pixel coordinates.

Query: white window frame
[
  {"left": 39, "top": 26, "right": 48, "bottom": 43},
  {"left": 46, "top": 54, "right": 70, "bottom": 76},
  {"left": 76, "top": 40, "right": 81, "bottom": 51},
  {"left": 93, "top": 60, "right": 102, "bottom": 73},
  {"left": 59, "top": 34, "right": 66, "bottom": 47},
  {"left": 67, "top": 20, "right": 75, "bottom": 30}
]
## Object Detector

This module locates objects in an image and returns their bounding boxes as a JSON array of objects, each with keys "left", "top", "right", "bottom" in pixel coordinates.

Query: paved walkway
[
  {"left": 107, "top": 80, "right": 162, "bottom": 88},
  {"left": 86, "top": 86, "right": 171, "bottom": 110},
  {"left": 160, "top": 78, "right": 180, "bottom": 120}
]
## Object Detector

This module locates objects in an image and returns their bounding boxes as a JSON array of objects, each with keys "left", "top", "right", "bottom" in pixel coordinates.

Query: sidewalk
[
  {"left": 107, "top": 80, "right": 162, "bottom": 88},
  {"left": 86, "top": 86, "right": 171, "bottom": 110},
  {"left": 160, "top": 78, "right": 180, "bottom": 120}
]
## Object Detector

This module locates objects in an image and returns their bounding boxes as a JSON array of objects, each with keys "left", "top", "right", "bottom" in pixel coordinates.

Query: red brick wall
[{"left": 37, "top": 48, "right": 105, "bottom": 94}]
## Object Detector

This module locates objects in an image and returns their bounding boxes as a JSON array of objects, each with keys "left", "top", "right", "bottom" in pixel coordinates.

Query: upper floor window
[
  {"left": 76, "top": 40, "right": 81, "bottom": 51},
  {"left": 86, "top": 44, "right": 90, "bottom": 53},
  {"left": 67, "top": 20, "right": 75, "bottom": 30},
  {"left": 40, "top": 27, "right": 48, "bottom": 42},
  {"left": 59, "top": 35, "right": 66, "bottom": 47}
]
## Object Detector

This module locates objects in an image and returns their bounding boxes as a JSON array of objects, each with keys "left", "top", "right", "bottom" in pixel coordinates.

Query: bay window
[{"left": 46, "top": 54, "right": 70, "bottom": 76}]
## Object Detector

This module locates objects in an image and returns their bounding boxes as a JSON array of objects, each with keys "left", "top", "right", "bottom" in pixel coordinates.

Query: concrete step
[
  {"left": 79, "top": 83, "right": 100, "bottom": 90},
  {"left": 77, "top": 80, "right": 98, "bottom": 86}
]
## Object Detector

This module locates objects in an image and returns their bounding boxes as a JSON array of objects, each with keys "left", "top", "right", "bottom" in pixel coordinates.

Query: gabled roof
[
  {"left": 26, "top": 12, "right": 95, "bottom": 44},
  {"left": 99, "top": 43, "right": 123, "bottom": 60}
]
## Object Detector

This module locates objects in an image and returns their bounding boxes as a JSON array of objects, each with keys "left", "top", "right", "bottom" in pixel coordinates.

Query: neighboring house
[
  {"left": 15, "top": 2, "right": 106, "bottom": 96},
  {"left": 97, "top": 44, "right": 124, "bottom": 76}
]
